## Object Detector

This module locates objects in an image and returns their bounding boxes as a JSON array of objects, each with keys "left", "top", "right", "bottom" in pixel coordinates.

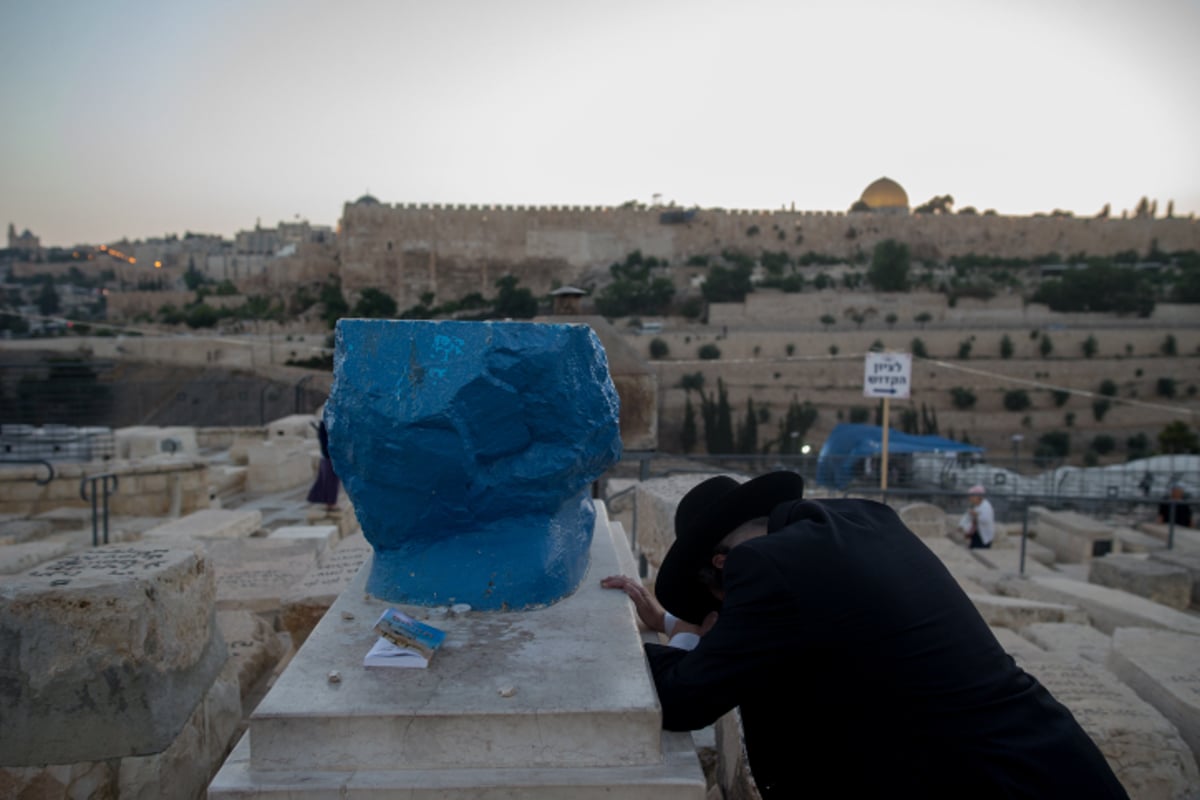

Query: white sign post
[{"left": 864, "top": 352, "right": 913, "bottom": 491}]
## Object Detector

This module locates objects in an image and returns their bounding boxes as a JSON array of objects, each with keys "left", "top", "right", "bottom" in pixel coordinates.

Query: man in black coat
[{"left": 604, "top": 473, "right": 1128, "bottom": 798}]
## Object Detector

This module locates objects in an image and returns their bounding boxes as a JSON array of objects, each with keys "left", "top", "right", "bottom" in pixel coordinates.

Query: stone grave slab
[
  {"left": 32, "top": 506, "right": 93, "bottom": 532},
  {"left": 0, "top": 538, "right": 73, "bottom": 574},
  {"left": 0, "top": 518, "right": 53, "bottom": 546},
  {"left": 218, "top": 609, "right": 287, "bottom": 705},
  {"left": 0, "top": 543, "right": 227, "bottom": 766},
  {"left": 267, "top": 524, "right": 339, "bottom": 557},
  {"left": 1149, "top": 549, "right": 1200, "bottom": 607},
  {"left": 1109, "top": 627, "right": 1200, "bottom": 766},
  {"left": 1022, "top": 622, "right": 1113, "bottom": 667},
  {"left": 1029, "top": 506, "right": 1117, "bottom": 563},
  {"left": 1007, "top": 639, "right": 1200, "bottom": 798},
  {"left": 246, "top": 439, "right": 314, "bottom": 494},
  {"left": 142, "top": 508, "right": 262, "bottom": 543},
  {"left": 1113, "top": 525, "right": 1166, "bottom": 553},
  {"left": 1137, "top": 522, "right": 1200, "bottom": 552},
  {"left": 115, "top": 425, "right": 199, "bottom": 459},
  {"left": 267, "top": 414, "right": 317, "bottom": 440},
  {"left": 1028, "top": 576, "right": 1200, "bottom": 636},
  {"left": 208, "top": 504, "right": 707, "bottom": 799},
  {"left": 968, "top": 540, "right": 1058, "bottom": 574},
  {"left": 633, "top": 474, "right": 728, "bottom": 577},
  {"left": 1089, "top": 554, "right": 1192, "bottom": 610},
  {"left": 968, "top": 593, "right": 1087, "bottom": 629},
  {"left": 280, "top": 533, "right": 372, "bottom": 647},
  {"left": 209, "top": 538, "right": 320, "bottom": 616},
  {"left": 897, "top": 502, "right": 947, "bottom": 539}
]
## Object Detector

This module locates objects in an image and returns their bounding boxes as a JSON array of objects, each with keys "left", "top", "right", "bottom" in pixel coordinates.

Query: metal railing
[{"left": 80, "top": 472, "right": 119, "bottom": 546}]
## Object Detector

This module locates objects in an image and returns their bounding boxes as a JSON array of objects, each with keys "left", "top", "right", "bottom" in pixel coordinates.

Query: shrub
[
  {"left": 1003, "top": 390, "right": 1031, "bottom": 412},
  {"left": 828, "top": 344, "right": 839, "bottom": 356},
  {"left": 1065, "top": 411, "right": 1076, "bottom": 427},
  {"left": 849, "top": 407, "right": 870, "bottom": 424},
  {"left": 786, "top": 343, "right": 796, "bottom": 356},
  {"left": 1039, "top": 335, "right": 1054, "bottom": 358},
  {"left": 1156, "top": 377, "right": 1177, "bottom": 398},
  {"left": 1052, "top": 390, "right": 1071, "bottom": 407},
  {"left": 819, "top": 314, "right": 836, "bottom": 328},
  {"left": 1098, "top": 379, "right": 1118, "bottom": 397},
  {"left": 698, "top": 343, "right": 721, "bottom": 360},
  {"left": 679, "top": 372, "right": 705, "bottom": 393},
  {"left": 649, "top": 338, "right": 669, "bottom": 359},
  {"left": 914, "top": 312, "right": 932, "bottom": 327},
  {"left": 1092, "top": 398, "right": 1111, "bottom": 421},
  {"left": 950, "top": 387, "right": 977, "bottom": 409},
  {"left": 1091, "top": 434, "right": 1116, "bottom": 455},
  {"left": 1161, "top": 334, "right": 1177, "bottom": 356},
  {"left": 1081, "top": 335, "right": 1098, "bottom": 358},
  {"left": 1034, "top": 431, "right": 1070, "bottom": 465},
  {"left": 911, "top": 338, "right": 928, "bottom": 358},
  {"left": 957, "top": 340, "right": 972, "bottom": 359},
  {"left": 999, "top": 334, "right": 1014, "bottom": 359}
]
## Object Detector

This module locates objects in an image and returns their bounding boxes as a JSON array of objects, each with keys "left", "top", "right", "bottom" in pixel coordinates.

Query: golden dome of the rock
[{"left": 860, "top": 177, "right": 909, "bottom": 210}]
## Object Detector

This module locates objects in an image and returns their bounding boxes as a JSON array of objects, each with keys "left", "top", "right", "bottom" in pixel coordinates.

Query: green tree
[
  {"left": 649, "top": 338, "right": 669, "bottom": 359},
  {"left": 1090, "top": 434, "right": 1116, "bottom": 455},
  {"left": 1034, "top": 431, "right": 1070, "bottom": 466},
  {"left": 1081, "top": 335, "right": 1098, "bottom": 358},
  {"left": 700, "top": 379, "right": 735, "bottom": 454},
  {"left": 680, "top": 396, "right": 697, "bottom": 454},
  {"left": 957, "top": 339, "right": 972, "bottom": 359},
  {"left": 1158, "top": 421, "right": 1200, "bottom": 454},
  {"left": 1031, "top": 262, "right": 1155, "bottom": 316},
  {"left": 777, "top": 396, "right": 818, "bottom": 454},
  {"left": 999, "top": 334, "right": 1014, "bottom": 359},
  {"left": 1098, "top": 379, "right": 1118, "bottom": 397},
  {"left": 1052, "top": 390, "right": 1071, "bottom": 407},
  {"left": 594, "top": 252, "right": 676, "bottom": 317},
  {"left": 885, "top": 312, "right": 898, "bottom": 328},
  {"left": 1003, "top": 390, "right": 1031, "bottom": 412},
  {"left": 1156, "top": 377, "right": 1177, "bottom": 398},
  {"left": 914, "top": 311, "right": 932, "bottom": 328},
  {"left": 353, "top": 287, "right": 398, "bottom": 318},
  {"left": 737, "top": 398, "right": 759, "bottom": 454},
  {"left": 679, "top": 372, "right": 705, "bottom": 393},
  {"left": 1161, "top": 334, "right": 1178, "bottom": 356},
  {"left": 819, "top": 314, "right": 836, "bottom": 329},
  {"left": 1092, "top": 398, "right": 1111, "bottom": 421},
  {"left": 1039, "top": 335, "right": 1054, "bottom": 358},
  {"left": 320, "top": 277, "right": 349, "bottom": 328},
  {"left": 35, "top": 278, "right": 60, "bottom": 316},
  {"left": 868, "top": 239, "right": 910, "bottom": 291},
  {"left": 950, "top": 387, "right": 977, "bottom": 410},
  {"left": 701, "top": 264, "right": 753, "bottom": 303},
  {"left": 698, "top": 343, "right": 721, "bottom": 360},
  {"left": 493, "top": 275, "right": 538, "bottom": 318},
  {"left": 910, "top": 338, "right": 928, "bottom": 358},
  {"left": 848, "top": 406, "right": 870, "bottom": 424}
]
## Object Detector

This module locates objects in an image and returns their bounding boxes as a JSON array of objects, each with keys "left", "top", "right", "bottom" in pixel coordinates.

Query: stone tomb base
[{"left": 208, "top": 503, "right": 706, "bottom": 798}]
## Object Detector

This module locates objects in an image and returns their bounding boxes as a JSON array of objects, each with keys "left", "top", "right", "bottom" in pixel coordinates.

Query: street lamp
[{"left": 1011, "top": 434, "right": 1024, "bottom": 472}]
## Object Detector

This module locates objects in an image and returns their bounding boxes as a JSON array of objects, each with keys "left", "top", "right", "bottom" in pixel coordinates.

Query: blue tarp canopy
[{"left": 816, "top": 423, "right": 983, "bottom": 489}]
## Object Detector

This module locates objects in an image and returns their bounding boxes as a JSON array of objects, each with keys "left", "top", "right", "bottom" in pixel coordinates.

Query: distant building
[
  {"left": 7, "top": 223, "right": 42, "bottom": 257},
  {"left": 856, "top": 177, "right": 910, "bottom": 214}
]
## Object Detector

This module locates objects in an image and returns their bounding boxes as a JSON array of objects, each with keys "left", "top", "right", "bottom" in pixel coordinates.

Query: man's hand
[{"left": 601, "top": 574, "right": 666, "bottom": 634}]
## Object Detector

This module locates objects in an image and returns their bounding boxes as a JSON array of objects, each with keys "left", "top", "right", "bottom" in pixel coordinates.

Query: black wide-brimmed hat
[{"left": 655, "top": 472, "right": 804, "bottom": 624}]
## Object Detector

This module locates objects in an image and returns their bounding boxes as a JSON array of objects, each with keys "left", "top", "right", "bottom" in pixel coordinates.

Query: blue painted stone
[{"left": 326, "top": 320, "right": 622, "bottom": 610}]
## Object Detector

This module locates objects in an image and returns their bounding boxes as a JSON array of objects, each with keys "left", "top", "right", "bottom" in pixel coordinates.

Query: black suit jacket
[{"left": 645, "top": 499, "right": 1128, "bottom": 798}]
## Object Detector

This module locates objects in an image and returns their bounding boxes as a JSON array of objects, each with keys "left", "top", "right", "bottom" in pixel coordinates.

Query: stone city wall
[{"left": 338, "top": 201, "right": 1200, "bottom": 309}]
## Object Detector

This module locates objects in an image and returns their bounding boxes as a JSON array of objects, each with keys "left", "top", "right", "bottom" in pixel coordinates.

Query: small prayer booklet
[{"left": 363, "top": 608, "right": 446, "bottom": 668}]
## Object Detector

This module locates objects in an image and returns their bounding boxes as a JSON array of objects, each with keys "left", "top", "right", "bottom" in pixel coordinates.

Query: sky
[{"left": 2, "top": 0, "right": 1198, "bottom": 246}]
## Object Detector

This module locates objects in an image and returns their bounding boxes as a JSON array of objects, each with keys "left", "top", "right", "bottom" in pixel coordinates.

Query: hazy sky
[{"left": 2, "top": 0, "right": 1198, "bottom": 246}]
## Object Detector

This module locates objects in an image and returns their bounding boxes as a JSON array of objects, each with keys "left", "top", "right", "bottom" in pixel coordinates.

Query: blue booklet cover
[{"left": 372, "top": 608, "right": 447, "bottom": 661}]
